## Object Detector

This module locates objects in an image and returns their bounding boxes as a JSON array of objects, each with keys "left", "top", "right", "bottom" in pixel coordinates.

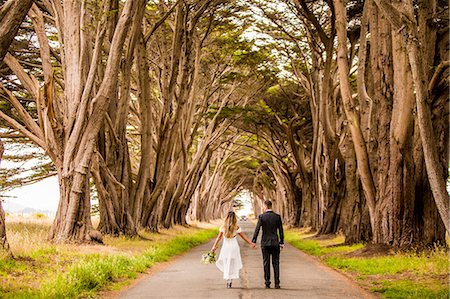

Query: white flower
[{"left": 200, "top": 251, "right": 216, "bottom": 264}]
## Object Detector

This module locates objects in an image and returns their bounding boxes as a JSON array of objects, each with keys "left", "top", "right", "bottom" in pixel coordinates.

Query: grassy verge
[
  {"left": 0, "top": 216, "right": 218, "bottom": 298},
  {"left": 286, "top": 229, "right": 449, "bottom": 299}
]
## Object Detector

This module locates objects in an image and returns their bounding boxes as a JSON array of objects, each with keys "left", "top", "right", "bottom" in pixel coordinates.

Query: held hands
[
  {"left": 280, "top": 244, "right": 285, "bottom": 251},
  {"left": 250, "top": 242, "right": 257, "bottom": 249}
]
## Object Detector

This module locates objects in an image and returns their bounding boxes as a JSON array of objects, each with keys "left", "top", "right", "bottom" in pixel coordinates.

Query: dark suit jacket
[{"left": 252, "top": 211, "right": 284, "bottom": 246}]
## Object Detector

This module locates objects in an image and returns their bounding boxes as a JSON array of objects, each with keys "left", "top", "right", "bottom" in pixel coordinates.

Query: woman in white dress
[{"left": 211, "top": 211, "right": 256, "bottom": 288}]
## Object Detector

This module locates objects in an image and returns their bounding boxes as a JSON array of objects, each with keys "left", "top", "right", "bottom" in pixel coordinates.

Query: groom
[{"left": 252, "top": 200, "right": 284, "bottom": 289}]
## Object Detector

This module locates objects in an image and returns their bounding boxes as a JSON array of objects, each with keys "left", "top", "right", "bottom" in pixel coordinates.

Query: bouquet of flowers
[{"left": 201, "top": 251, "right": 216, "bottom": 264}]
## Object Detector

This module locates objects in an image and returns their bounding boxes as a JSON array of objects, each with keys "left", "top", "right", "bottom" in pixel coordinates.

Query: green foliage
[
  {"left": 206, "top": 102, "right": 277, "bottom": 126},
  {"left": 205, "top": 105, "right": 248, "bottom": 120},
  {"left": 257, "top": 99, "right": 275, "bottom": 115},
  {"left": 246, "top": 158, "right": 260, "bottom": 169},
  {"left": 233, "top": 198, "right": 244, "bottom": 210}
]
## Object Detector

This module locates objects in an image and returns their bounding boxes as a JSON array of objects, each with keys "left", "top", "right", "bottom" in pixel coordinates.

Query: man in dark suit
[{"left": 252, "top": 200, "right": 284, "bottom": 289}]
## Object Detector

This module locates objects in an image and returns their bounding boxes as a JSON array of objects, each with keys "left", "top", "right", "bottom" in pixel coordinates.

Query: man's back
[
  {"left": 252, "top": 211, "right": 284, "bottom": 247},
  {"left": 252, "top": 201, "right": 284, "bottom": 288}
]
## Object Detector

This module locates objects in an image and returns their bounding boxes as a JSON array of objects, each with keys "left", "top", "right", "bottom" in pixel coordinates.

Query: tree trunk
[
  {"left": 405, "top": 23, "right": 450, "bottom": 234},
  {"left": 92, "top": 152, "right": 136, "bottom": 236},
  {"left": 93, "top": 3, "right": 144, "bottom": 236},
  {"left": 340, "top": 132, "right": 372, "bottom": 244},
  {"left": 334, "top": 0, "right": 377, "bottom": 232},
  {"left": 372, "top": 0, "right": 449, "bottom": 236},
  {"left": 414, "top": 150, "right": 447, "bottom": 245},
  {"left": 368, "top": 3, "right": 394, "bottom": 244},
  {"left": 0, "top": 139, "right": 12, "bottom": 256},
  {"left": 49, "top": 172, "right": 94, "bottom": 242},
  {"left": 412, "top": 0, "right": 448, "bottom": 245},
  {"left": 47, "top": 0, "right": 145, "bottom": 242},
  {"left": 318, "top": 144, "right": 346, "bottom": 235},
  {"left": 129, "top": 33, "right": 154, "bottom": 228},
  {"left": 0, "top": 201, "right": 11, "bottom": 255},
  {"left": 384, "top": 26, "right": 415, "bottom": 247},
  {"left": 0, "top": 0, "right": 33, "bottom": 61}
]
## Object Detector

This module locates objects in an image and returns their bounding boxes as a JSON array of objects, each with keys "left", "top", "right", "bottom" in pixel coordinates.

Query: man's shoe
[
  {"left": 265, "top": 285, "right": 271, "bottom": 289},
  {"left": 275, "top": 285, "right": 281, "bottom": 289}
]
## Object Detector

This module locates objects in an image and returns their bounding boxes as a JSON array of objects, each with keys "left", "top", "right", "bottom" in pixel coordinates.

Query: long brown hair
[{"left": 223, "top": 211, "right": 238, "bottom": 238}]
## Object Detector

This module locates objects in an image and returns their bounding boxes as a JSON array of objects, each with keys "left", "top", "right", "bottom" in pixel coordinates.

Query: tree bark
[
  {"left": 339, "top": 132, "right": 372, "bottom": 243},
  {"left": 49, "top": 171, "right": 94, "bottom": 242},
  {"left": 93, "top": 1, "right": 146, "bottom": 236},
  {"left": 334, "top": 0, "right": 377, "bottom": 232},
  {"left": 373, "top": 0, "right": 450, "bottom": 234},
  {"left": 0, "top": 138, "right": 12, "bottom": 256},
  {"left": 0, "top": 0, "right": 33, "bottom": 61},
  {"left": 0, "top": 200, "right": 11, "bottom": 255},
  {"left": 48, "top": 0, "right": 146, "bottom": 242}
]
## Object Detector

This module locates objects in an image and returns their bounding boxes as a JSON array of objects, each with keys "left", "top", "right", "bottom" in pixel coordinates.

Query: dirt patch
[
  {"left": 345, "top": 244, "right": 392, "bottom": 258},
  {"left": 325, "top": 242, "right": 347, "bottom": 248},
  {"left": 14, "top": 255, "right": 35, "bottom": 262},
  {"left": 360, "top": 271, "right": 448, "bottom": 286},
  {"left": 305, "top": 233, "right": 338, "bottom": 240},
  {"left": 134, "top": 234, "right": 153, "bottom": 241}
]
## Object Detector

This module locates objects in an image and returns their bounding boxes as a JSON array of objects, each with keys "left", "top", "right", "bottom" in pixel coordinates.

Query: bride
[{"left": 211, "top": 211, "right": 256, "bottom": 288}]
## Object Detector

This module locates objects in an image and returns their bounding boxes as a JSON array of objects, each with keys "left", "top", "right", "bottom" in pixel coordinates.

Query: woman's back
[{"left": 220, "top": 226, "right": 241, "bottom": 239}]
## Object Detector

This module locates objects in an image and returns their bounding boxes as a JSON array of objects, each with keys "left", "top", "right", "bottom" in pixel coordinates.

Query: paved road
[{"left": 116, "top": 222, "right": 375, "bottom": 299}]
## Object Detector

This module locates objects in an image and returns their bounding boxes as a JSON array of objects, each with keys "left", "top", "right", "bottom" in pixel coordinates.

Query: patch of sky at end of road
[{"left": 235, "top": 189, "right": 254, "bottom": 217}]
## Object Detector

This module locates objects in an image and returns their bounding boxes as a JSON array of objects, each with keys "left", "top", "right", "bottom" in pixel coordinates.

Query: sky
[
  {"left": 1, "top": 139, "right": 60, "bottom": 213},
  {"left": 3, "top": 176, "right": 60, "bottom": 212},
  {"left": 234, "top": 190, "right": 254, "bottom": 217}
]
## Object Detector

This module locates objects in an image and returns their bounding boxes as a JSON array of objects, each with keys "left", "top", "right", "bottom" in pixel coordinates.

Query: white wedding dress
[{"left": 216, "top": 227, "right": 243, "bottom": 279}]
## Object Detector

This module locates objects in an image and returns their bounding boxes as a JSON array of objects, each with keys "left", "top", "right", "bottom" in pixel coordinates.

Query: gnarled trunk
[
  {"left": 47, "top": 0, "right": 145, "bottom": 242},
  {"left": 91, "top": 151, "right": 136, "bottom": 236},
  {"left": 0, "top": 139, "right": 12, "bottom": 255},
  {"left": 0, "top": 0, "right": 33, "bottom": 61},
  {"left": 49, "top": 172, "right": 93, "bottom": 242},
  {"left": 0, "top": 201, "right": 11, "bottom": 255},
  {"left": 373, "top": 0, "right": 450, "bottom": 237},
  {"left": 340, "top": 133, "right": 372, "bottom": 244}
]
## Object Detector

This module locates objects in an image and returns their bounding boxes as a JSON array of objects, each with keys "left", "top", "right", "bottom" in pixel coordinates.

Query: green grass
[
  {"left": 325, "top": 249, "right": 448, "bottom": 275},
  {"left": 285, "top": 231, "right": 363, "bottom": 256},
  {"left": 286, "top": 229, "right": 449, "bottom": 299},
  {"left": 371, "top": 279, "right": 449, "bottom": 299},
  {"left": 1, "top": 217, "right": 218, "bottom": 298}
]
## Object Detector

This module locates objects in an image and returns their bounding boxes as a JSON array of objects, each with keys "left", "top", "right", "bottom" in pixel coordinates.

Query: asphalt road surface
[{"left": 116, "top": 221, "right": 375, "bottom": 299}]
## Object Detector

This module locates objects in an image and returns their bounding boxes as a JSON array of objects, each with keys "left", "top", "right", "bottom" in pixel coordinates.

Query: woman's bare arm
[
  {"left": 211, "top": 231, "right": 223, "bottom": 252},
  {"left": 238, "top": 232, "right": 257, "bottom": 248}
]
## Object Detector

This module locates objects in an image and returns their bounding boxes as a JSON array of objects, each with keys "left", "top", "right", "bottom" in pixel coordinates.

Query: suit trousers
[{"left": 261, "top": 245, "right": 280, "bottom": 286}]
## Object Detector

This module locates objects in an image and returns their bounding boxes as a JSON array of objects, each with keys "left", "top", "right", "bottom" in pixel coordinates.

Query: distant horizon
[{"left": 2, "top": 176, "right": 59, "bottom": 213}]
